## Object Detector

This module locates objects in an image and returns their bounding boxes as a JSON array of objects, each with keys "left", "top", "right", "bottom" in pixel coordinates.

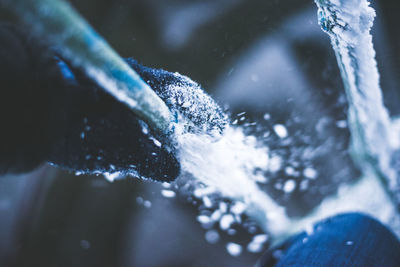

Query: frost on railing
[{"left": 314, "top": 0, "right": 400, "bottom": 202}]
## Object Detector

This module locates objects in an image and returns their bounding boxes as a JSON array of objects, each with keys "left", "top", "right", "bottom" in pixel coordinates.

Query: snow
[
  {"left": 314, "top": 0, "right": 400, "bottom": 202},
  {"left": 143, "top": 200, "right": 152, "bottom": 208},
  {"left": 103, "top": 172, "right": 122, "bottom": 182},
  {"left": 197, "top": 215, "right": 211, "bottom": 224},
  {"left": 303, "top": 167, "right": 317, "bottom": 179},
  {"left": 231, "top": 202, "right": 246, "bottom": 215},
  {"left": 205, "top": 230, "right": 220, "bottom": 244},
  {"left": 220, "top": 214, "right": 235, "bottom": 230},
  {"left": 202, "top": 196, "right": 213, "bottom": 208},
  {"left": 175, "top": 125, "right": 291, "bottom": 236},
  {"left": 247, "top": 234, "right": 268, "bottom": 253},
  {"left": 269, "top": 156, "right": 282, "bottom": 173},
  {"left": 161, "top": 190, "right": 176, "bottom": 198},
  {"left": 273, "top": 124, "right": 288, "bottom": 138},
  {"left": 226, "top": 242, "right": 242, "bottom": 256},
  {"left": 283, "top": 180, "right": 296, "bottom": 193},
  {"left": 253, "top": 234, "right": 268, "bottom": 243}
]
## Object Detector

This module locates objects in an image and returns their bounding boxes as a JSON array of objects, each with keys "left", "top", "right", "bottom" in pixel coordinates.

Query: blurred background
[{"left": 0, "top": 0, "right": 400, "bottom": 266}]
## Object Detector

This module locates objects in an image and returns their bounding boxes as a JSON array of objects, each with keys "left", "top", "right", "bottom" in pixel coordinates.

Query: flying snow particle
[
  {"left": 283, "top": 180, "right": 296, "bottom": 193},
  {"left": 273, "top": 124, "right": 288, "bottom": 138},
  {"left": 303, "top": 167, "right": 318, "bottom": 179},
  {"left": 161, "top": 190, "right": 176, "bottom": 198},
  {"left": 226, "top": 242, "right": 242, "bottom": 257},
  {"left": 197, "top": 215, "right": 211, "bottom": 224},
  {"left": 220, "top": 214, "right": 235, "bottom": 230},
  {"left": 205, "top": 230, "right": 220, "bottom": 244}
]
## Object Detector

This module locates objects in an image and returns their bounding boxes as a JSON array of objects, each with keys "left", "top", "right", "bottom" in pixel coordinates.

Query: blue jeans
[{"left": 258, "top": 213, "right": 400, "bottom": 267}]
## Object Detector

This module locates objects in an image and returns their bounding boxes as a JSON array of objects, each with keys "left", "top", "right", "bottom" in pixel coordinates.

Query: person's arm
[{"left": 0, "top": 23, "right": 181, "bottom": 181}]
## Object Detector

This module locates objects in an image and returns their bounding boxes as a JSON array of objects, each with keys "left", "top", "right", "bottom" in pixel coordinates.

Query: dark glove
[
  {"left": 0, "top": 23, "right": 186, "bottom": 181},
  {"left": 46, "top": 57, "right": 181, "bottom": 182}
]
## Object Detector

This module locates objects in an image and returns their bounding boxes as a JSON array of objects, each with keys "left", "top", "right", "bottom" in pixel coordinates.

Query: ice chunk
[
  {"left": 220, "top": 214, "right": 235, "bottom": 230},
  {"left": 226, "top": 242, "right": 242, "bottom": 257},
  {"left": 143, "top": 200, "right": 152, "bottom": 208},
  {"left": 253, "top": 234, "right": 268, "bottom": 243},
  {"left": 202, "top": 196, "right": 213, "bottom": 208},
  {"left": 283, "top": 180, "right": 296, "bottom": 193},
  {"left": 273, "top": 124, "right": 288, "bottom": 138},
  {"left": 205, "top": 230, "right": 220, "bottom": 244},
  {"left": 219, "top": 202, "right": 228, "bottom": 213},
  {"left": 269, "top": 155, "right": 282, "bottom": 173},
  {"left": 303, "top": 167, "right": 317, "bottom": 179},
  {"left": 247, "top": 242, "right": 263, "bottom": 253},
  {"left": 103, "top": 172, "right": 123, "bottom": 182},
  {"left": 197, "top": 215, "right": 211, "bottom": 224},
  {"left": 161, "top": 190, "right": 176, "bottom": 198},
  {"left": 231, "top": 202, "right": 246, "bottom": 215},
  {"left": 336, "top": 120, "right": 347, "bottom": 128}
]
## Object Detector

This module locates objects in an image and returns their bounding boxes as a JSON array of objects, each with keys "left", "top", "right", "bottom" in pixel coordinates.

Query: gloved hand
[{"left": 0, "top": 23, "right": 226, "bottom": 182}]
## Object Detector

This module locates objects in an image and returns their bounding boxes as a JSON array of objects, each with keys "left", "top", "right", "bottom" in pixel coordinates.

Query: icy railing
[{"left": 314, "top": 0, "right": 400, "bottom": 203}]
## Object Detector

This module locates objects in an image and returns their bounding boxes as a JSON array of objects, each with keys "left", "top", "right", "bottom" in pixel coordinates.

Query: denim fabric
[{"left": 259, "top": 213, "right": 400, "bottom": 267}]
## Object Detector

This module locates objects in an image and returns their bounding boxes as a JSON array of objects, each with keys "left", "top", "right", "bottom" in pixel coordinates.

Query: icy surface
[{"left": 314, "top": 0, "right": 400, "bottom": 201}]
